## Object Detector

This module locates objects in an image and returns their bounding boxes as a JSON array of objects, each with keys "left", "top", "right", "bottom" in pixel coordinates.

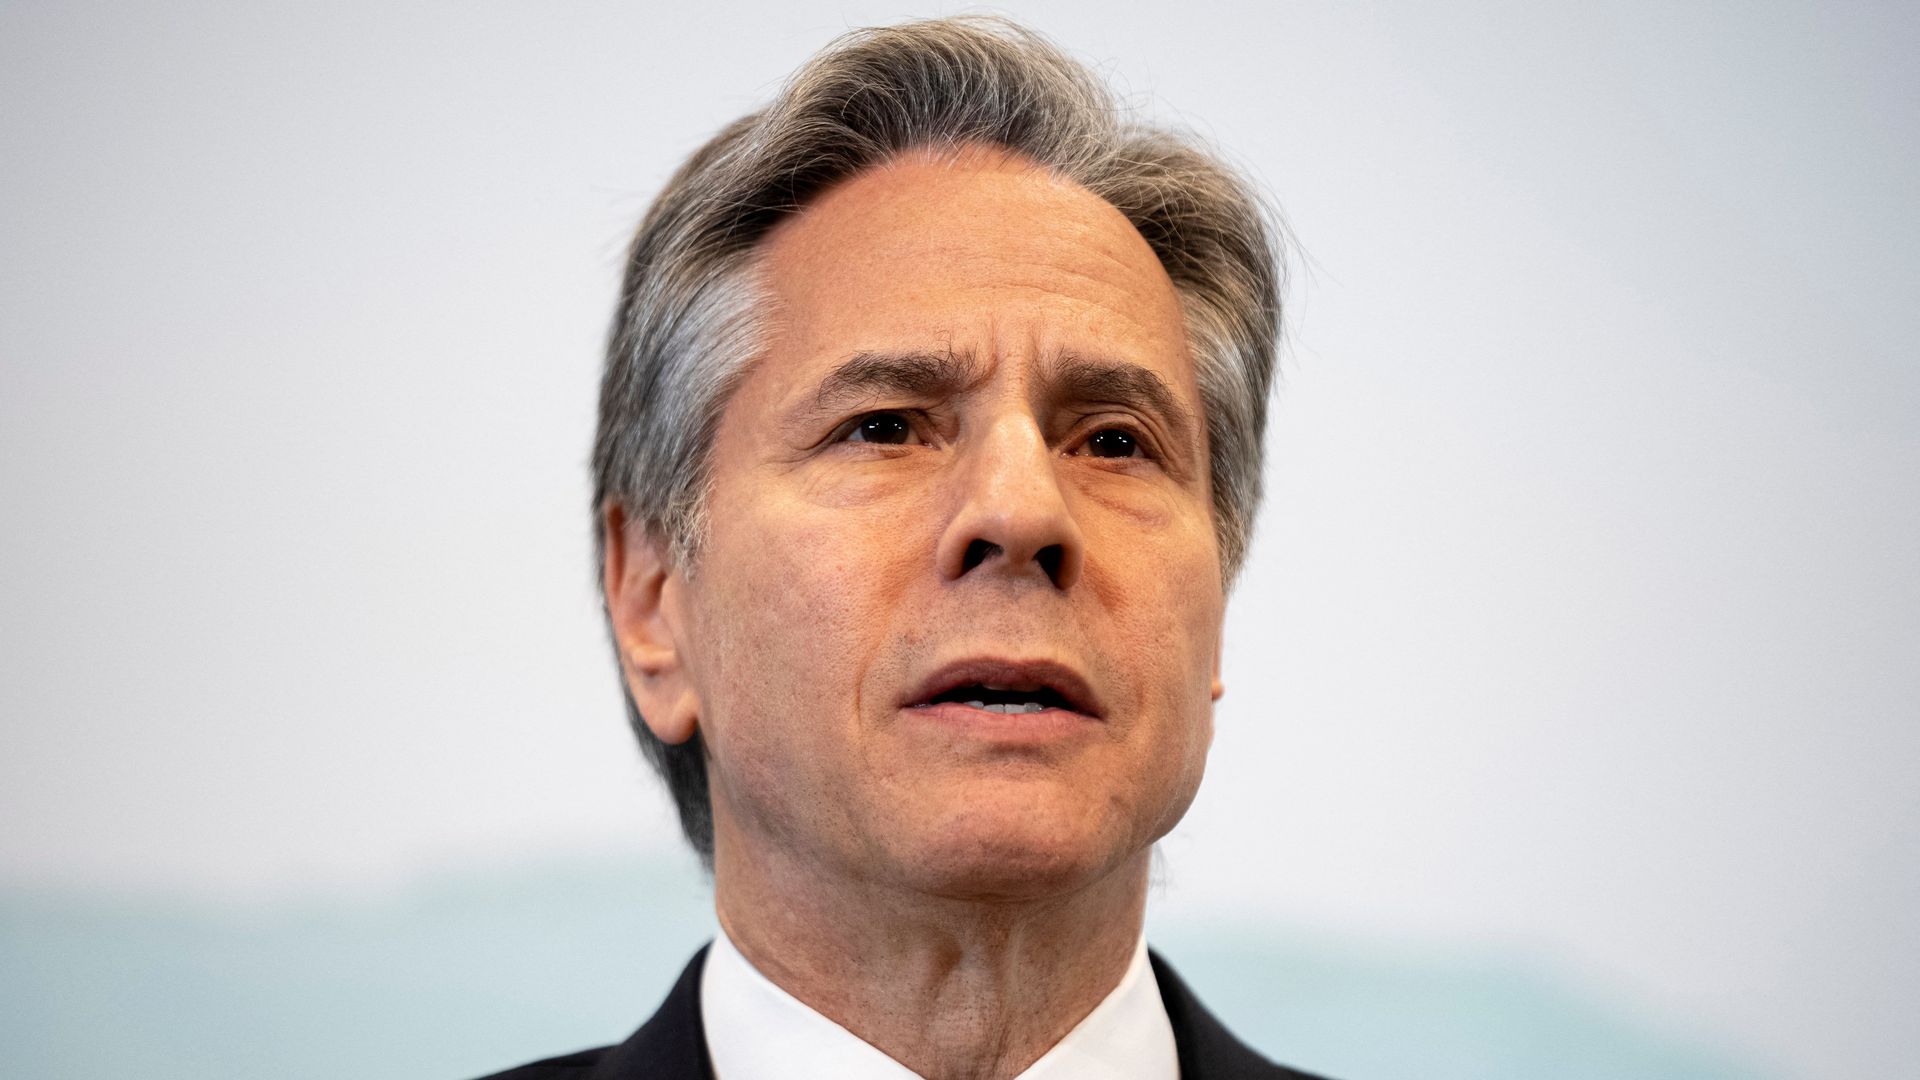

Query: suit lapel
[
  {"left": 591, "top": 944, "right": 716, "bottom": 1079},
  {"left": 1150, "top": 950, "right": 1331, "bottom": 1080}
]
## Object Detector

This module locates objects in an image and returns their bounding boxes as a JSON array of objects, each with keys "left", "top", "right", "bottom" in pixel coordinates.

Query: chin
[{"left": 885, "top": 800, "right": 1153, "bottom": 903}]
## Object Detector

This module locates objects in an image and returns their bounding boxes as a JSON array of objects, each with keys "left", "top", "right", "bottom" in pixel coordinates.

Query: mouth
[{"left": 904, "top": 658, "right": 1104, "bottom": 721}]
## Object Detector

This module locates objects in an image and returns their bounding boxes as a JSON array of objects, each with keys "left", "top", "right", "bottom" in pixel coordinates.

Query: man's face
[{"left": 661, "top": 147, "right": 1225, "bottom": 899}]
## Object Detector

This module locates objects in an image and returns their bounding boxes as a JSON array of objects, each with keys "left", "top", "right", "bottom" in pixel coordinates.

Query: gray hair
[{"left": 591, "top": 16, "right": 1284, "bottom": 864}]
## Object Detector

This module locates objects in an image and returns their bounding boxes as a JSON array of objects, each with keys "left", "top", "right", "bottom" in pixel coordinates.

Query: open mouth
[
  {"left": 922, "top": 684, "right": 1075, "bottom": 714},
  {"left": 905, "top": 659, "right": 1103, "bottom": 719}
]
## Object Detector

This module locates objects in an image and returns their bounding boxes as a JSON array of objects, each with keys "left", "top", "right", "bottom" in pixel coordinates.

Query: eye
[
  {"left": 842, "top": 411, "right": 914, "bottom": 445},
  {"left": 1083, "top": 427, "right": 1144, "bottom": 459}
]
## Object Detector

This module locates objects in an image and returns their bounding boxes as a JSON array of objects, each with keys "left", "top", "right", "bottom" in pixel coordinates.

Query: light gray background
[{"left": 3, "top": 3, "right": 1915, "bottom": 1079}]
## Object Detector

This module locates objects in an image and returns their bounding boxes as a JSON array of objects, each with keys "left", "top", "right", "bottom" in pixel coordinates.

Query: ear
[
  {"left": 1210, "top": 620, "right": 1226, "bottom": 704},
  {"left": 602, "top": 505, "right": 700, "bottom": 745}
]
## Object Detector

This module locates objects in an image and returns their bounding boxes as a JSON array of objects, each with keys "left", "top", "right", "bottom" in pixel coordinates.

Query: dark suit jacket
[{"left": 478, "top": 944, "right": 1332, "bottom": 1080}]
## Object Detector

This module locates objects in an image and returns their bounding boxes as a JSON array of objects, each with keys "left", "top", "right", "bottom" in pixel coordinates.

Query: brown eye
[
  {"left": 1085, "top": 428, "right": 1140, "bottom": 458},
  {"left": 846, "top": 412, "right": 913, "bottom": 444}
]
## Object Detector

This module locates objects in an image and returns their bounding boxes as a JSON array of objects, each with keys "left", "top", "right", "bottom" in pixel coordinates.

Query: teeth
[{"left": 960, "top": 700, "right": 1048, "bottom": 714}]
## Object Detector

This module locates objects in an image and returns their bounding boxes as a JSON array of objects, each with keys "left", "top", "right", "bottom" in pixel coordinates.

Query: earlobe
[
  {"left": 1210, "top": 630, "right": 1225, "bottom": 703},
  {"left": 643, "top": 686, "right": 700, "bottom": 747},
  {"left": 602, "top": 506, "right": 700, "bottom": 745}
]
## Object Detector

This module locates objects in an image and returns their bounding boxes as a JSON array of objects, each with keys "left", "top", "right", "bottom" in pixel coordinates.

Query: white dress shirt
[{"left": 700, "top": 927, "right": 1179, "bottom": 1080}]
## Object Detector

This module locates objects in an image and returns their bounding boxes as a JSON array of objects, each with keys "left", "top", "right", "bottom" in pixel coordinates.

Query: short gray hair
[{"left": 591, "top": 16, "right": 1284, "bottom": 864}]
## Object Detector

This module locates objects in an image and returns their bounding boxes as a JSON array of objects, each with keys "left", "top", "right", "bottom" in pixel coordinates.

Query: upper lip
[{"left": 903, "top": 658, "right": 1105, "bottom": 719}]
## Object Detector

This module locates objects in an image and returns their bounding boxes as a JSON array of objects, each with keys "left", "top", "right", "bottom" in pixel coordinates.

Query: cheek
[
  {"left": 688, "top": 486, "right": 926, "bottom": 763},
  {"left": 1082, "top": 509, "right": 1222, "bottom": 771},
  {"left": 1085, "top": 503, "right": 1222, "bottom": 661}
]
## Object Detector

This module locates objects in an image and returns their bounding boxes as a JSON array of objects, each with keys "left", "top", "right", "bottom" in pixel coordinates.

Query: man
[{"left": 482, "top": 16, "right": 1328, "bottom": 1080}]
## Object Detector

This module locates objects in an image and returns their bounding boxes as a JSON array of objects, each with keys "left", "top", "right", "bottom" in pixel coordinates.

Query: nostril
[
  {"left": 1036, "top": 544, "right": 1064, "bottom": 585},
  {"left": 962, "top": 539, "right": 1002, "bottom": 573}
]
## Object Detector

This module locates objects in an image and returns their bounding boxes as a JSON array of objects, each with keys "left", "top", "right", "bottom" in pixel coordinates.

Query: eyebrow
[
  {"left": 804, "top": 349, "right": 988, "bottom": 418},
  {"left": 1042, "top": 354, "right": 1197, "bottom": 452},
  {"left": 790, "top": 348, "right": 1199, "bottom": 464}
]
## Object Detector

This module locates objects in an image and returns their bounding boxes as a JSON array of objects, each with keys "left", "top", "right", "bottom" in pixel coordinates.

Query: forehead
[{"left": 751, "top": 146, "right": 1194, "bottom": 388}]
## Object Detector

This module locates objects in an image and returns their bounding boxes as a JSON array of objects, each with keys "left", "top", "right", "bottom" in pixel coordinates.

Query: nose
[{"left": 934, "top": 412, "right": 1086, "bottom": 590}]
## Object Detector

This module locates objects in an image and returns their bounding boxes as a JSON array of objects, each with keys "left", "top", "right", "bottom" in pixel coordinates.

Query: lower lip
[{"left": 905, "top": 702, "right": 1101, "bottom": 742}]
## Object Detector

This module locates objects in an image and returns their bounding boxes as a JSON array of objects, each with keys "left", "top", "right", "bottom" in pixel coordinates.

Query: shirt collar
[{"left": 700, "top": 926, "right": 1178, "bottom": 1080}]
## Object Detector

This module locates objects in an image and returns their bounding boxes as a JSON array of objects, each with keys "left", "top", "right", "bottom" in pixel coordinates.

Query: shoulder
[
  {"left": 474, "top": 944, "right": 1335, "bottom": 1080},
  {"left": 470, "top": 1047, "right": 609, "bottom": 1079},
  {"left": 467, "top": 945, "right": 714, "bottom": 1080},
  {"left": 1150, "top": 949, "right": 1339, "bottom": 1080}
]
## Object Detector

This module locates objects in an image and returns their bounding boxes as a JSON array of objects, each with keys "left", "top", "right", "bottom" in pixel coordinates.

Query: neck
[{"left": 711, "top": 831, "right": 1151, "bottom": 1080}]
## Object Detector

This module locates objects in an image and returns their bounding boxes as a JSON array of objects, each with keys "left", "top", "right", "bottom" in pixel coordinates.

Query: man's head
[{"left": 593, "top": 18, "right": 1281, "bottom": 884}]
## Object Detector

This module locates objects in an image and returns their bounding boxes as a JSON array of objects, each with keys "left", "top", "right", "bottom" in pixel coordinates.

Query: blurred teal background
[{"left": 2, "top": 855, "right": 1775, "bottom": 1080}]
